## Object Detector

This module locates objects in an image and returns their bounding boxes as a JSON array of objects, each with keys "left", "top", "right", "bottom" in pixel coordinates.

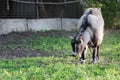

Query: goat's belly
[{"left": 88, "top": 38, "right": 103, "bottom": 47}]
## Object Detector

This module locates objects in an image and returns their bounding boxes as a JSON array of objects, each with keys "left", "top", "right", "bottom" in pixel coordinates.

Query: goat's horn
[{"left": 69, "top": 36, "right": 73, "bottom": 39}]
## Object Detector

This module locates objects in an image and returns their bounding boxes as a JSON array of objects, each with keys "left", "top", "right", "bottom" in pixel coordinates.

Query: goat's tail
[
  {"left": 78, "top": 9, "right": 92, "bottom": 33},
  {"left": 75, "top": 9, "right": 92, "bottom": 41}
]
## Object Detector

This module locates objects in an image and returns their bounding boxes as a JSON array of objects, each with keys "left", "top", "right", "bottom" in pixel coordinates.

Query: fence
[{"left": 0, "top": 0, "right": 83, "bottom": 19}]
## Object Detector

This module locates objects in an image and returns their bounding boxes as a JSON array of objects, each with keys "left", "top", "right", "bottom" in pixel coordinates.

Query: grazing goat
[{"left": 70, "top": 8, "right": 104, "bottom": 63}]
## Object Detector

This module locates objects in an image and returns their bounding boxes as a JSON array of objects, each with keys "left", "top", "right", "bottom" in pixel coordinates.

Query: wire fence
[{"left": 0, "top": 0, "right": 83, "bottom": 19}]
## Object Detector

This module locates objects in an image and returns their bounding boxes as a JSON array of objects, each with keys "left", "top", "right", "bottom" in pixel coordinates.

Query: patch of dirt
[
  {"left": 1, "top": 29, "right": 118, "bottom": 59},
  {"left": 0, "top": 30, "right": 76, "bottom": 59},
  {"left": 0, "top": 48, "right": 58, "bottom": 59}
]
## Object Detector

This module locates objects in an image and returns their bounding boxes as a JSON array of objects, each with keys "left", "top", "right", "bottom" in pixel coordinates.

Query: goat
[{"left": 70, "top": 8, "right": 104, "bottom": 63}]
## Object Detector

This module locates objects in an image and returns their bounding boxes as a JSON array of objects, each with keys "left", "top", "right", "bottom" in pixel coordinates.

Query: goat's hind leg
[
  {"left": 91, "top": 46, "right": 99, "bottom": 63},
  {"left": 96, "top": 45, "right": 100, "bottom": 61}
]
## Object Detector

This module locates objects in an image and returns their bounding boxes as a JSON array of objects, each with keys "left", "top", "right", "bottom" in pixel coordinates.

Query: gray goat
[{"left": 70, "top": 8, "right": 104, "bottom": 63}]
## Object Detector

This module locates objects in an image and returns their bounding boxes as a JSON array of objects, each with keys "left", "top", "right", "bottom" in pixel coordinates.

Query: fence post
[
  {"left": 7, "top": 0, "right": 10, "bottom": 11},
  {"left": 60, "top": 0, "right": 65, "bottom": 30},
  {"left": 36, "top": 0, "right": 39, "bottom": 18}
]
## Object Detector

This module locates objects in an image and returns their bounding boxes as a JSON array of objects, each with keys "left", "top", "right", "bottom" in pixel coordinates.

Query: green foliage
[
  {"left": 0, "top": 57, "right": 119, "bottom": 80},
  {"left": 27, "top": 37, "right": 71, "bottom": 52},
  {"left": 81, "top": 0, "right": 120, "bottom": 28}
]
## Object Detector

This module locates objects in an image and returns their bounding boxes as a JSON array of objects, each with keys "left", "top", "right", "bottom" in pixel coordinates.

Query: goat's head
[{"left": 69, "top": 36, "right": 84, "bottom": 56}]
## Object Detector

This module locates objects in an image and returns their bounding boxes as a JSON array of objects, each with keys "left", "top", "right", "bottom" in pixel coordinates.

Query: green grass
[
  {"left": 27, "top": 37, "right": 71, "bottom": 52},
  {"left": 0, "top": 30, "right": 120, "bottom": 80}
]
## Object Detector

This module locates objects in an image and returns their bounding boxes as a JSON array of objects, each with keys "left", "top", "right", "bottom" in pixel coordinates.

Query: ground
[
  {"left": 0, "top": 30, "right": 120, "bottom": 80},
  {"left": 0, "top": 30, "right": 75, "bottom": 59}
]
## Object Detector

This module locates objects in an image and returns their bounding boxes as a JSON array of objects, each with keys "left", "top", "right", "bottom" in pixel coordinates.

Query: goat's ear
[
  {"left": 79, "top": 39, "right": 83, "bottom": 44},
  {"left": 69, "top": 36, "right": 73, "bottom": 39}
]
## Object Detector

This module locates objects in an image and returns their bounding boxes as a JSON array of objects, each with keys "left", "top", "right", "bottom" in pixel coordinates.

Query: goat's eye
[
  {"left": 76, "top": 42, "right": 79, "bottom": 44},
  {"left": 75, "top": 40, "right": 80, "bottom": 44}
]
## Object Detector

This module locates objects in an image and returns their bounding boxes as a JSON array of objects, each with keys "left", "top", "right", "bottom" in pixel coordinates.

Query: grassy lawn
[{"left": 0, "top": 30, "right": 120, "bottom": 80}]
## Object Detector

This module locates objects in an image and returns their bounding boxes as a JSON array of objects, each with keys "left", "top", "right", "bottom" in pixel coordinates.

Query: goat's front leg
[{"left": 80, "top": 46, "right": 87, "bottom": 63}]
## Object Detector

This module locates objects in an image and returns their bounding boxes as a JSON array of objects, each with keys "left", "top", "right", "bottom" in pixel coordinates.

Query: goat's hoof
[
  {"left": 71, "top": 52, "right": 77, "bottom": 57},
  {"left": 70, "top": 54, "right": 77, "bottom": 57},
  {"left": 80, "top": 59, "right": 85, "bottom": 64},
  {"left": 90, "top": 59, "right": 99, "bottom": 64}
]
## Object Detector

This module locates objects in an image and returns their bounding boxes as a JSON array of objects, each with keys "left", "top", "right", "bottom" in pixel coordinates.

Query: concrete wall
[
  {"left": 0, "top": 18, "right": 79, "bottom": 35},
  {"left": 0, "top": 19, "right": 27, "bottom": 34}
]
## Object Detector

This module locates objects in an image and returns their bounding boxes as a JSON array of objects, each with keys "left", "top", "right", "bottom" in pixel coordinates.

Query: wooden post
[
  {"left": 40, "top": 0, "right": 48, "bottom": 18},
  {"left": 36, "top": 0, "right": 39, "bottom": 18},
  {"left": 60, "top": 0, "right": 65, "bottom": 30},
  {"left": 7, "top": 0, "right": 10, "bottom": 11}
]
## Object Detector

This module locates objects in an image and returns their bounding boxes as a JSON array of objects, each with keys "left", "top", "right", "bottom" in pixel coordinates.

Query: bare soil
[
  {"left": 0, "top": 29, "right": 118, "bottom": 59},
  {"left": 0, "top": 30, "right": 75, "bottom": 59}
]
